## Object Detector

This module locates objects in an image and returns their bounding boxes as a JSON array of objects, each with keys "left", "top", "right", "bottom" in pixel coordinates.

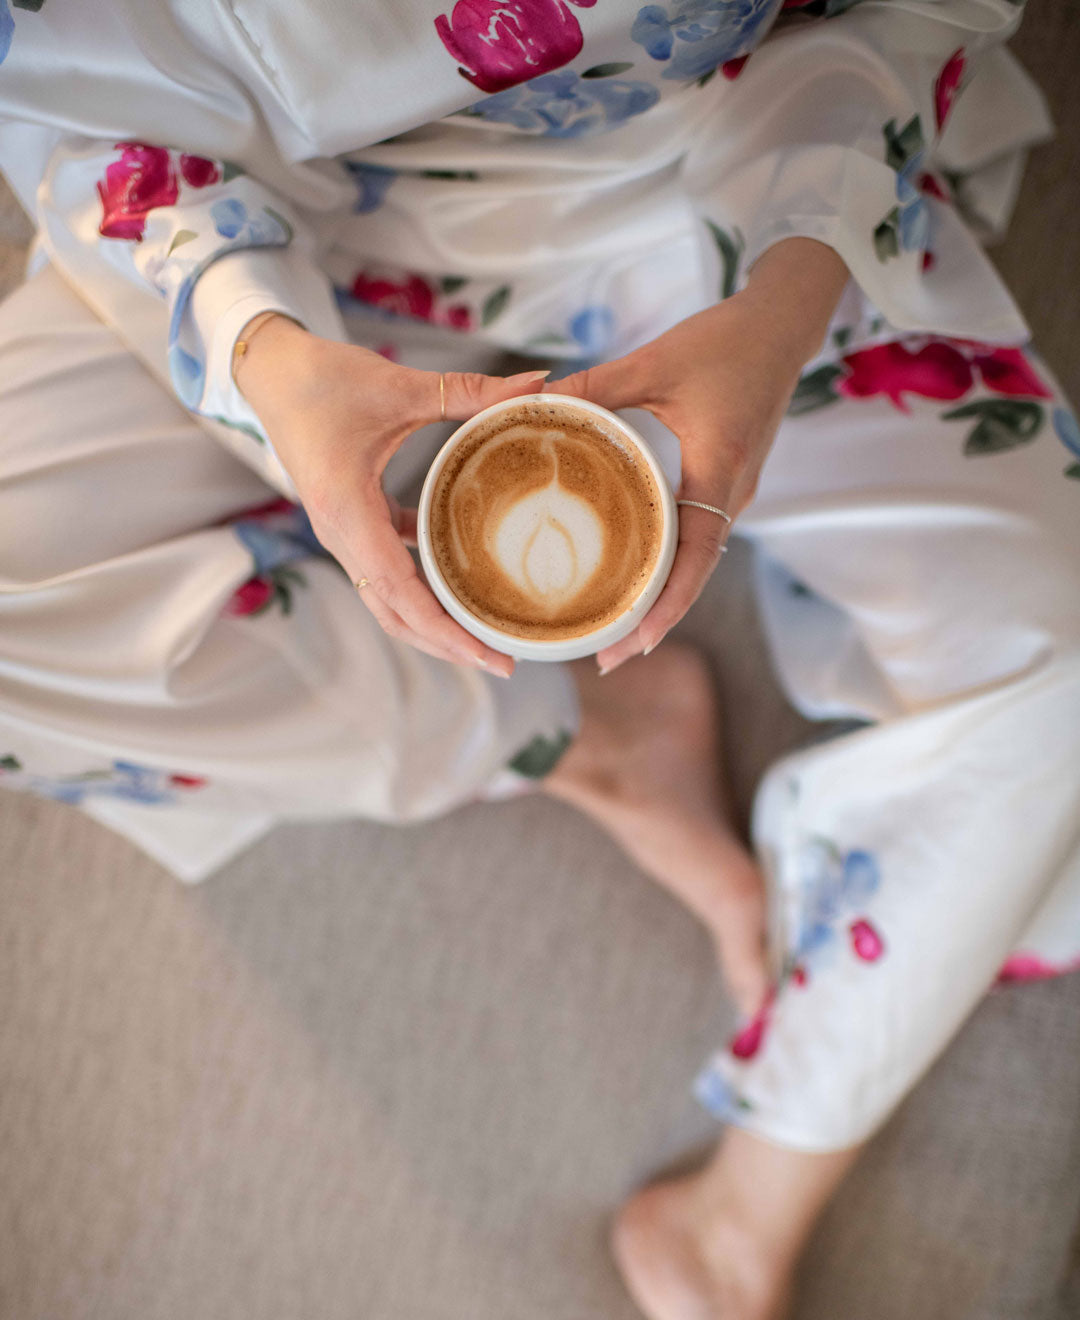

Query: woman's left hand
[{"left": 550, "top": 237, "right": 849, "bottom": 673}]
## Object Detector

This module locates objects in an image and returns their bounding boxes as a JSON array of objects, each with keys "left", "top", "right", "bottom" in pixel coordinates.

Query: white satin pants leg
[
  {"left": 697, "top": 337, "right": 1080, "bottom": 1149},
  {"left": 0, "top": 265, "right": 576, "bottom": 880}
]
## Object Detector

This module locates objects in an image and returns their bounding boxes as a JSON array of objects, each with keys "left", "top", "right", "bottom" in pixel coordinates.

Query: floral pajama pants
[{"left": 1, "top": 261, "right": 1078, "bottom": 1149}]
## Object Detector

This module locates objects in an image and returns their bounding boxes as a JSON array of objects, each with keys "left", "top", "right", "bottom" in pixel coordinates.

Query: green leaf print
[
  {"left": 525, "top": 331, "right": 574, "bottom": 349},
  {"left": 422, "top": 168, "right": 480, "bottom": 181},
  {"left": 209, "top": 415, "right": 266, "bottom": 444},
  {"left": 832, "top": 326, "right": 853, "bottom": 350},
  {"left": 0, "top": 754, "right": 22, "bottom": 771},
  {"left": 221, "top": 161, "right": 245, "bottom": 182},
  {"left": 582, "top": 62, "right": 635, "bottom": 78},
  {"left": 942, "top": 399, "right": 1045, "bottom": 455},
  {"left": 1064, "top": 463, "right": 1080, "bottom": 481},
  {"left": 508, "top": 730, "right": 573, "bottom": 779},
  {"left": 12, "top": 0, "right": 47, "bottom": 10},
  {"left": 787, "top": 364, "right": 845, "bottom": 416},
  {"left": 263, "top": 206, "right": 294, "bottom": 243},
  {"left": 883, "top": 115, "right": 924, "bottom": 172},
  {"left": 482, "top": 284, "right": 512, "bottom": 327},
  {"left": 873, "top": 209, "right": 900, "bottom": 263},
  {"left": 441, "top": 275, "right": 468, "bottom": 295},
  {"left": 705, "top": 219, "right": 745, "bottom": 300},
  {"left": 272, "top": 565, "right": 306, "bottom": 616},
  {"left": 166, "top": 229, "right": 198, "bottom": 256},
  {"left": 696, "top": 67, "right": 717, "bottom": 88}
]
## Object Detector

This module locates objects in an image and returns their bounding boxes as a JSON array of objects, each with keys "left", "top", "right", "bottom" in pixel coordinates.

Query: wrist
[
  {"left": 233, "top": 312, "right": 310, "bottom": 406},
  {"left": 741, "top": 238, "right": 849, "bottom": 368}
]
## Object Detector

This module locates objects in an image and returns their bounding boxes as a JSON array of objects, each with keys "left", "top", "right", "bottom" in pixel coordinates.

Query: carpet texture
[{"left": 2, "top": 7, "right": 1080, "bottom": 1317}]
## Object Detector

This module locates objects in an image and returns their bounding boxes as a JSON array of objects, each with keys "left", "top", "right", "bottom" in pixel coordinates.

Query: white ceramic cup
[{"left": 417, "top": 393, "right": 677, "bottom": 662}]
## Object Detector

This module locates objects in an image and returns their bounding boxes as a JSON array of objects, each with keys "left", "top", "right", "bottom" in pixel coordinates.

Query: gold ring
[
  {"left": 355, "top": 577, "right": 370, "bottom": 591},
  {"left": 439, "top": 372, "right": 446, "bottom": 422}
]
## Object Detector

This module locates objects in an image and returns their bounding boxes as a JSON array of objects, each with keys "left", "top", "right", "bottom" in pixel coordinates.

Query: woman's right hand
[{"left": 235, "top": 314, "right": 550, "bottom": 677}]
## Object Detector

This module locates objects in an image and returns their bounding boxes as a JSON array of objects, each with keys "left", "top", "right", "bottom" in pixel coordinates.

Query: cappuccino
[{"left": 429, "top": 401, "right": 663, "bottom": 642}]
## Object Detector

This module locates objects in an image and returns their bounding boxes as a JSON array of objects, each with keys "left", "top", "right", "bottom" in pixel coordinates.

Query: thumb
[
  {"left": 426, "top": 368, "right": 552, "bottom": 424},
  {"left": 547, "top": 352, "right": 648, "bottom": 413}
]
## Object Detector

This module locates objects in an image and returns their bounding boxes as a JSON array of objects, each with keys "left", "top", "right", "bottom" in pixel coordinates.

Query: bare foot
[
  {"left": 612, "top": 1174, "right": 792, "bottom": 1320},
  {"left": 544, "top": 644, "right": 769, "bottom": 1016}
]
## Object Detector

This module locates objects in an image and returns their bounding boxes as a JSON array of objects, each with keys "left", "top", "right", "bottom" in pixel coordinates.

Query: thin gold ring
[
  {"left": 439, "top": 372, "right": 446, "bottom": 422},
  {"left": 355, "top": 577, "right": 370, "bottom": 591}
]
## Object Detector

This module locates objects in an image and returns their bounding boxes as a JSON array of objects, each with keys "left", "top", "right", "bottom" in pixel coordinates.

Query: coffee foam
[{"left": 430, "top": 402, "right": 662, "bottom": 641}]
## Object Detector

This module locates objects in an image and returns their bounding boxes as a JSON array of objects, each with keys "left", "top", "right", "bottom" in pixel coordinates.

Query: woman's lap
[
  {"left": 3, "top": 266, "right": 1078, "bottom": 1145},
  {"left": 0, "top": 265, "right": 575, "bottom": 877}
]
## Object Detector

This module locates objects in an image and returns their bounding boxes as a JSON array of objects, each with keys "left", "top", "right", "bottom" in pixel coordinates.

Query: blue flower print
[
  {"left": 694, "top": 1066, "right": 752, "bottom": 1121},
  {"left": 24, "top": 760, "right": 195, "bottom": 807},
  {"left": 0, "top": 2, "right": 13, "bottom": 66},
  {"left": 168, "top": 343, "right": 205, "bottom": 408},
  {"left": 841, "top": 849, "right": 880, "bottom": 904},
  {"left": 1054, "top": 406, "right": 1080, "bottom": 479},
  {"left": 631, "top": 0, "right": 782, "bottom": 81},
  {"left": 160, "top": 202, "right": 293, "bottom": 409},
  {"left": 790, "top": 837, "right": 881, "bottom": 969},
  {"left": 211, "top": 197, "right": 247, "bottom": 239},
  {"left": 210, "top": 198, "right": 292, "bottom": 245},
  {"left": 469, "top": 70, "right": 660, "bottom": 138},
  {"left": 569, "top": 305, "right": 615, "bottom": 353},
  {"left": 874, "top": 115, "right": 930, "bottom": 262},
  {"left": 895, "top": 154, "right": 930, "bottom": 253},
  {"left": 1054, "top": 407, "right": 1080, "bottom": 458},
  {"left": 343, "top": 162, "right": 398, "bottom": 214},
  {"left": 232, "top": 504, "right": 324, "bottom": 575}
]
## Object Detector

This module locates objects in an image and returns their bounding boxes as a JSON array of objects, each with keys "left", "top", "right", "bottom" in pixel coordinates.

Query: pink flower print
[
  {"left": 168, "top": 773, "right": 208, "bottom": 789},
  {"left": 791, "top": 965, "right": 809, "bottom": 988},
  {"left": 849, "top": 919, "right": 885, "bottom": 962},
  {"left": 729, "top": 987, "right": 776, "bottom": 1060},
  {"left": 375, "top": 343, "right": 401, "bottom": 362},
  {"left": 435, "top": 0, "right": 597, "bottom": 95},
  {"left": 996, "top": 953, "right": 1080, "bottom": 985},
  {"left": 442, "top": 302, "right": 475, "bottom": 331},
  {"left": 969, "top": 347, "right": 1053, "bottom": 399},
  {"left": 179, "top": 154, "right": 221, "bottom": 188},
  {"left": 97, "top": 143, "right": 179, "bottom": 241},
  {"left": 839, "top": 341, "right": 974, "bottom": 411},
  {"left": 721, "top": 54, "right": 749, "bottom": 80},
  {"left": 227, "top": 577, "right": 274, "bottom": 617},
  {"left": 730, "top": 1008, "right": 768, "bottom": 1060},
  {"left": 354, "top": 272, "right": 436, "bottom": 319},
  {"left": 934, "top": 48, "right": 965, "bottom": 131},
  {"left": 917, "top": 170, "right": 949, "bottom": 202},
  {"left": 351, "top": 272, "right": 474, "bottom": 330}
]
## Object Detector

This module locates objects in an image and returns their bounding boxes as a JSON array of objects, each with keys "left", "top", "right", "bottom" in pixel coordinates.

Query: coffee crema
[{"left": 430, "top": 402, "right": 663, "bottom": 642}]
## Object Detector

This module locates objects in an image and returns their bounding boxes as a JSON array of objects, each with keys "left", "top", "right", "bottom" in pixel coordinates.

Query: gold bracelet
[{"left": 232, "top": 312, "right": 302, "bottom": 383}]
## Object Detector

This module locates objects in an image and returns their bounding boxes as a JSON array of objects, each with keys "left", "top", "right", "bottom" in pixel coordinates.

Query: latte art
[{"left": 430, "top": 403, "right": 663, "bottom": 642}]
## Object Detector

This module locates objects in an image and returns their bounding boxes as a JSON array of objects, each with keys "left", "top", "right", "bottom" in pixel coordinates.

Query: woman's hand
[
  {"left": 234, "top": 317, "right": 549, "bottom": 677},
  {"left": 551, "top": 237, "right": 849, "bottom": 673}
]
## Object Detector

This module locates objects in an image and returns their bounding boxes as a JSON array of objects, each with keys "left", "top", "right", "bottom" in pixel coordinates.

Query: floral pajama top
[{"left": 0, "top": 0, "right": 1049, "bottom": 496}]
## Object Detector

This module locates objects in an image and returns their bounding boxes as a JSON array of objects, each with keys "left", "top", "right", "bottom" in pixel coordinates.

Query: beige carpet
[{"left": 3, "top": 8, "right": 1080, "bottom": 1318}]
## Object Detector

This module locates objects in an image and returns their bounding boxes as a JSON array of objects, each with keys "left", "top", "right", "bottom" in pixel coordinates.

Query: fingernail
[
  {"left": 642, "top": 631, "right": 668, "bottom": 658},
  {"left": 521, "top": 369, "right": 551, "bottom": 383}
]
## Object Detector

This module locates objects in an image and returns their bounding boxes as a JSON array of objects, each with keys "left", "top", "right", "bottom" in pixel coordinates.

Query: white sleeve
[
  {"left": 685, "top": 0, "right": 1050, "bottom": 346},
  {"left": 35, "top": 139, "right": 346, "bottom": 494}
]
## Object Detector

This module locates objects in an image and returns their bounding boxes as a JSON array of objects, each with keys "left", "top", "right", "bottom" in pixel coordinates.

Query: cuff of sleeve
[
  {"left": 189, "top": 247, "right": 345, "bottom": 497},
  {"left": 191, "top": 255, "right": 304, "bottom": 440}
]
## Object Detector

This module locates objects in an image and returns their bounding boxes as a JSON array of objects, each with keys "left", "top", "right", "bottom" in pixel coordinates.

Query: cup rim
[{"left": 417, "top": 392, "right": 678, "bottom": 662}]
